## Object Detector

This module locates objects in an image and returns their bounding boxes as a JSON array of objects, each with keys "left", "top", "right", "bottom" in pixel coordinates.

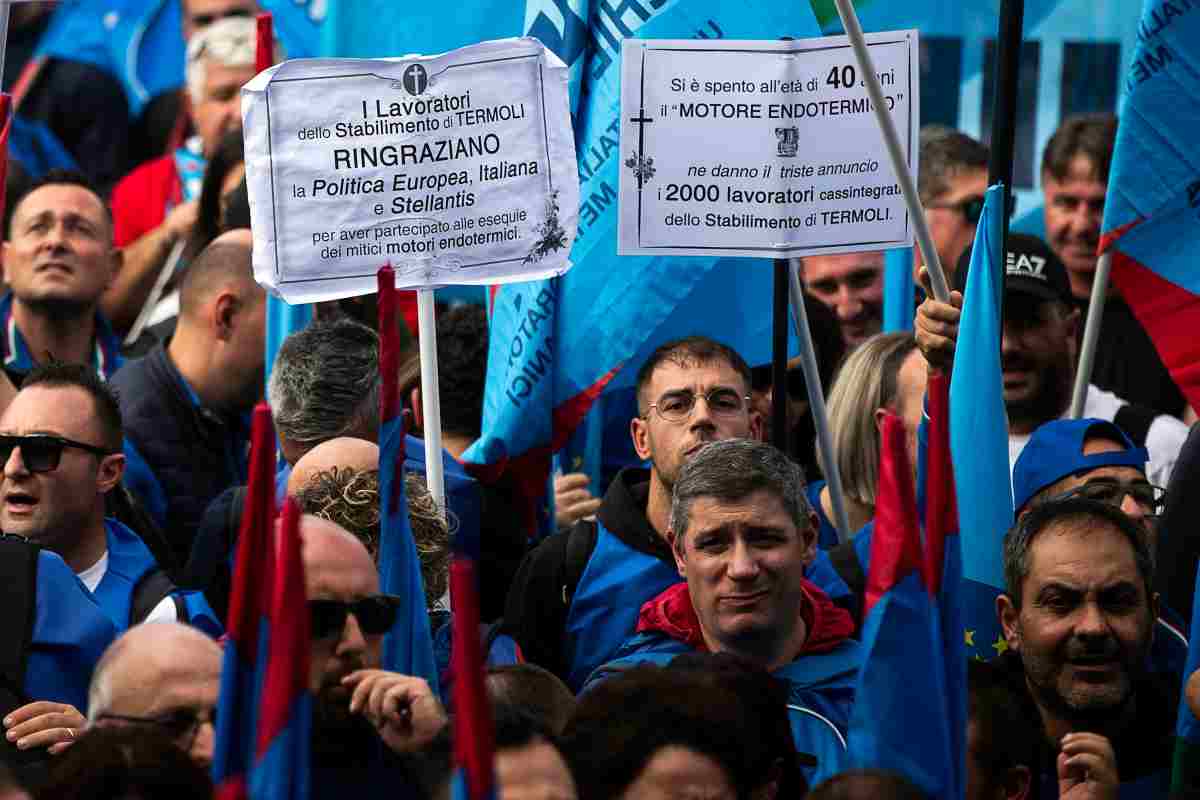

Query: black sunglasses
[
  {"left": 310, "top": 595, "right": 402, "bottom": 640},
  {"left": 0, "top": 434, "right": 115, "bottom": 474},
  {"left": 929, "top": 193, "right": 1018, "bottom": 224},
  {"left": 96, "top": 708, "right": 216, "bottom": 750}
]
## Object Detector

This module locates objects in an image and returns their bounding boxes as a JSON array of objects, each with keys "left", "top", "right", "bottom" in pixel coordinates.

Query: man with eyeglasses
[
  {"left": 1012, "top": 417, "right": 1187, "bottom": 682},
  {"left": 0, "top": 362, "right": 183, "bottom": 629},
  {"left": 916, "top": 233, "right": 1188, "bottom": 489},
  {"left": 299, "top": 515, "right": 447, "bottom": 792},
  {"left": 87, "top": 622, "right": 221, "bottom": 770},
  {"left": 504, "top": 337, "right": 764, "bottom": 690}
]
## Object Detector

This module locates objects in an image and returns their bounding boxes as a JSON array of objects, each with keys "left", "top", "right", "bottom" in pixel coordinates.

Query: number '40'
[{"left": 826, "top": 65, "right": 856, "bottom": 89}]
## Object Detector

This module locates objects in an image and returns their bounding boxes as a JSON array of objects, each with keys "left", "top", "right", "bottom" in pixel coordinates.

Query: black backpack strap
[
  {"left": 562, "top": 519, "right": 600, "bottom": 607},
  {"left": 108, "top": 482, "right": 181, "bottom": 580},
  {"left": 827, "top": 539, "right": 867, "bottom": 631},
  {"left": 0, "top": 535, "right": 44, "bottom": 769},
  {"left": 130, "top": 569, "right": 179, "bottom": 625},
  {"left": 1114, "top": 403, "right": 1157, "bottom": 448}
]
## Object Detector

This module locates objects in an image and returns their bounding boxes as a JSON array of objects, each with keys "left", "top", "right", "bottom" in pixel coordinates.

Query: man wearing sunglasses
[
  {"left": 917, "top": 125, "right": 990, "bottom": 284},
  {"left": 1012, "top": 417, "right": 1188, "bottom": 684},
  {"left": 0, "top": 362, "right": 182, "bottom": 630},
  {"left": 87, "top": 622, "right": 222, "bottom": 770},
  {"left": 301, "top": 515, "right": 447, "bottom": 788}
]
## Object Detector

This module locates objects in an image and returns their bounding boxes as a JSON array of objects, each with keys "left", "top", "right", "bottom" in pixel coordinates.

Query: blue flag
[
  {"left": 461, "top": 1, "right": 817, "bottom": 521},
  {"left": 320, "top": 2, "right": 522, "bottom": 58},
  {"left": 948, "top": 183, "right": 1013, "bottom": 661},
  {"left": 376, "top": 268, "right": 440, "bottom": 694},
  {"left": 884, "top": 247, "right": 915, "bottom": 332}
]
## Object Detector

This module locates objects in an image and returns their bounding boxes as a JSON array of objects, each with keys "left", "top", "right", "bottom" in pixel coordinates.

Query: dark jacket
[
  {"left": 992, "top": 650, "right": 1176, "bottom": 799},
  {"left": 502, "top": 467, "right": 668, "bottom": 682},
  {"left": 112, "top": 343, "right": 249, "bottom": 568}
]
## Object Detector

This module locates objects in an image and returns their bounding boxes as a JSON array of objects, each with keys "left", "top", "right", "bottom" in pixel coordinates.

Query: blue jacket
[
  {"left": 590, "top": 581, "right": 861, "bottom": 788},
  {"left": 25, "top": 550, "right": 118, "bottom": 713}
]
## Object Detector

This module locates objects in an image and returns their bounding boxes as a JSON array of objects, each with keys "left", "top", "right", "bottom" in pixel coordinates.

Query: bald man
[
  {"left": 287, "top": 437, "right": 379, "bottom": 496},
  {"left": 114, "top": 229, "right": 266, "bottom": 566},
  {"left": 88, "top": 623, "right": 221, "bottom": 769},
  {"left": 300, "top": 515, "right": 446, "bottom": 791}
]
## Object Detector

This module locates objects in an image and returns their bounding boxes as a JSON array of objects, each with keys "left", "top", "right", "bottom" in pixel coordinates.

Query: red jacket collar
[{"left": 635, "top": 579, "right": 855, "bottom": 656}]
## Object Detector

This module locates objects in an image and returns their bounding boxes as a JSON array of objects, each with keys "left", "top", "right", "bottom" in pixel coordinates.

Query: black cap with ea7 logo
[{"left": 954, "top": 233, "right": 1074, "bottom": 305}]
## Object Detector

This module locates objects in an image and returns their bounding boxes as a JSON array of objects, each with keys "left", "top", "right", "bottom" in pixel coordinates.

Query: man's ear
[
  {"left": 749, "top": 407, "right": 764, "bottom": 442},
  {"left": 105, "top": 247, "right": 123, "bottom": 290},
  {"left": 96, "top": 452, "right": 125, "bottom": 494},
  {"left": 997, "top": 593, "right": 1021, "bottom": 653},
  {"left": 631, "top": 416, "right": 652, "bottom": 460},
  {"left": 213, "top": 292, "right": 238, "bottom": 341},
  {"left": 800, "top": 512, "right": 818, "bottom": 566},
  {"left": 669, "top": 529, "right": 686, "bottom": 578},
  {"left": 1, "top": 241, "right": 9, "bottom": 285}
]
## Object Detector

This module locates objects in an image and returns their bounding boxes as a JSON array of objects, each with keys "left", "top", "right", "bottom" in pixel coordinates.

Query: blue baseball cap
[{"left": 1012, "top": 418, "right": 1149, "bottom": 513}]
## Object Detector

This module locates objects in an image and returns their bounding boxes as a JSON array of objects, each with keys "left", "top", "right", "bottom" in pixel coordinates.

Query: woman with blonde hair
[{"left": 808, "top": 331, "right": 925, "bottom": 547}]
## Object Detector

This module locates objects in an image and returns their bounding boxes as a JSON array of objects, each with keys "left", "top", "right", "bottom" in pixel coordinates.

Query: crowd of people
[{"left": 0, "top": 1, "right": 1197, "bottom": 799}]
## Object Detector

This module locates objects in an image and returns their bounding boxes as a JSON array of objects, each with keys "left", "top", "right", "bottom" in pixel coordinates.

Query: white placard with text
[
  {"left": 618, "top": 33, "right": 919, "bottom": 258},
  {"left": 243, "top": 38, "right": 579, "bottom": 302}
]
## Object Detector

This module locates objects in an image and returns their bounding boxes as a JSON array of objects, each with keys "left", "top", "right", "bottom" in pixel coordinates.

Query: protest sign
[
  {"left": 617, "top": 32, "right": 918, "bottom": 258},
  {"left": 242, "top": 37, "right": 579, "bottom": 303}
]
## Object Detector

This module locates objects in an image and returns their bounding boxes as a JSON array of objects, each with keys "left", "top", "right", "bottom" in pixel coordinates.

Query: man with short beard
[
  {"left": 300, "top": 515, "right": 445, "bottom": 796},
  {"left": 916, "top": 233, "right": 1187, "bottom": 488},
  {"left": 0, "top": 170, "right": 123, "bottom": 387},
  {"left": 994, "top": 496, "right": 1173, "bottom": 798}
]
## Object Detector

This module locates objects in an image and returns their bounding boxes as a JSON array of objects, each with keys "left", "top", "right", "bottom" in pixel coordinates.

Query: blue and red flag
[
  {"left": 449, "top": 506, "right": 495, "bottom": 800},
  {"left": 1099, "top": 0, "right": 1200, "bottom": 412},
  {"left": 377, "top": 266, "right": 440, "bottom": 694},
  {"left": 848, "top": 414, "right": 954, "bottom": 798},
  {"left": 250, "top": 497, "right": 311, "bottom": 800},
  {"left": 461, "top": 3, "right": 820, "bottom": 528},
  {"left": 213, "top": 403, "right": 278, "bottom": 798},
  {"left": 948, "top": 183, "right": 1013, "bottom": 661}
]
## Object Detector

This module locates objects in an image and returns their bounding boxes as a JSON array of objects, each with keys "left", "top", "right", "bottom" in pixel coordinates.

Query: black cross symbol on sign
[{"left": 629, "top": 109, "right": 653, "bottom": 187}]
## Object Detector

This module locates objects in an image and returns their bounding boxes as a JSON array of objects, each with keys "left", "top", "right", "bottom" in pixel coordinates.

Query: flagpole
[
  {"left": 1070, "top": 251, "right": 1111, "bottom": 418},
  {"left": 771, "top": 259, "right": 789, "bottom": 454},
  {"left": 788, "top": 260, "right": 852, "bottom": 543},
  {"left": 830, "top": 0, "right": 949, "bottom": 303},
  {"left": 0, "top": 2, "right": 12, "bottom": 84},
  {"left": 986, "top": 0, "right": 1026, "bottom": 335},
  {"left": 417, "top": 286, "right": 446, "bottom": 509}
]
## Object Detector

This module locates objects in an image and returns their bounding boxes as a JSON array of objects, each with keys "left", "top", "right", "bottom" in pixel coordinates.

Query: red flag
[
  {"left": 256, "top": 13, "right": 274, "bottom": 74},
  {"left": 0, "top": 94, "right": 11, "bottom": 228},
  {"left": 450, "top": 555, "right": 495, "bottom": 800},
  {"left": 213, "top": 403, "right": 277, "bottom": 798},
  {"left": 250, "top": 497, "right": 311, "bottom": 799}
]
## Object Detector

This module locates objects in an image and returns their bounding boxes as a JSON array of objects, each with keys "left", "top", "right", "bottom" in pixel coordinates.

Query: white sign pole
[
  {"left": 788, "top": 260, "right": 852, "bottom": 544},
  {"left": 417, "top": 287, "right": 446, "bottom": 509},
  {"left": 831, "top": 0, "right": 949, "bottom": 302}
]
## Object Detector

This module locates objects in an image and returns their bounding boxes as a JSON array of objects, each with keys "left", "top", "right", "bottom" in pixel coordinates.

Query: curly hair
[{"left": 296, "top": 467, "right": 450, "bottom": 610}]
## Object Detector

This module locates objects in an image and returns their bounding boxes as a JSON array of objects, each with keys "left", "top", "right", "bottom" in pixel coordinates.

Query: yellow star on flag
[
  {"left": 992, "top": 635, "right": 1009, "bottom": 655},
  {"left": 964, "top": 629, "right": 975, "bottom": 647}
]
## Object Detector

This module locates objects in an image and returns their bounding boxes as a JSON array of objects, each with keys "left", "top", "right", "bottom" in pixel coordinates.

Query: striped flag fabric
[
  {"left": 212, "top": 403, "right": 278, "bottom": 798},
  {"left": 1098, "top": 0, "right": 1200, "bottom": 412},
  {"left": 250, "top": 497, "right": 312, "bottom": 800},
  {"left": 449, "top": 512, "right": 495, "bottom": 800}
]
